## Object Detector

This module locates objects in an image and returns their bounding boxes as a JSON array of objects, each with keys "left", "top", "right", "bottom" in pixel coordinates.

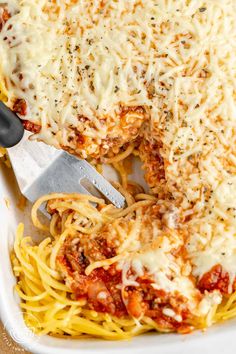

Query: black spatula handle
[{"left": 0, "top": 101, "right": 24, "bottom": 148}]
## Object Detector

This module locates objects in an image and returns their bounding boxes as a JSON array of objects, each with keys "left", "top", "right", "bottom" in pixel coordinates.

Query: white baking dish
[{"left": 0, "top": 161, "right": 235, "bottom": 354}]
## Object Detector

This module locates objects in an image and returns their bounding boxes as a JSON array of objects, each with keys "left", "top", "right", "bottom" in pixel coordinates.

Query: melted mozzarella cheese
[
  {"left": 1, "top": 0, "right": 236, "bottom": 303},
  {"left": 120, "top": 233, "right": 202, "bottom": 314}
]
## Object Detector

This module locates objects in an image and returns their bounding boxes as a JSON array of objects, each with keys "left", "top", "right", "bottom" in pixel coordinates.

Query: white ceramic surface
[{"left": 0, "top": 161, "right": 234, "bottom": 354}]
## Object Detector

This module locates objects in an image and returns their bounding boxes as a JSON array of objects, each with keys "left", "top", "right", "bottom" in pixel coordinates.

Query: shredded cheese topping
[
  {"left": 1, "top": 0, "right": 236, "bottom": 308},
  {"left": 122, "top": 235, "right": 199, "bottom": 308}
]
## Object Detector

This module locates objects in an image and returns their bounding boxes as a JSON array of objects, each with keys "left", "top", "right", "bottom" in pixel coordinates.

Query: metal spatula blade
[
  {"left": 0, "top": 101, "right": 125, "bottom": 212},
  {"left": 6, "top": 132, "right": 125, "bottom": 212}
]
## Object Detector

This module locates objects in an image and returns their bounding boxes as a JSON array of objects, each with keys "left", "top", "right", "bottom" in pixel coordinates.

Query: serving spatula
[{"left": 0, "top": 102, "right": 125, "bottom": 213}]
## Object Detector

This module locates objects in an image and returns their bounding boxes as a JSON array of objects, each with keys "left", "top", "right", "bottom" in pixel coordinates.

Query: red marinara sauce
[{"left": 198, "top": 264, "right": 231, "bottom": 294}]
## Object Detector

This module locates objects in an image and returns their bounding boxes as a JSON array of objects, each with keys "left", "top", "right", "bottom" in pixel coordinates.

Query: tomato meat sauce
[
  {"left": 12, "top": 98, "right": 41, "bottom": 133},
  {"left": 198, "top": 264, "right": 233, "bottom": 294},
  {"left": 57, "top": 235, "right": 193, "bottom": 333},
  {"left": 0, "top": 8, "right": 11, "bottom": 31},
  {"left": 22, "top": 120, "right": 41, "bottom": 133}
]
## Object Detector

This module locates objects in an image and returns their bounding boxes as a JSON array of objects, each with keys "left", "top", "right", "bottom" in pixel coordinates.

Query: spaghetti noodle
[
  {"left": 11, "top": 191, "right": 202, "bottom": 337},
  {"left": 11, "top": 167, "right": 236, "bottom": 338}
]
